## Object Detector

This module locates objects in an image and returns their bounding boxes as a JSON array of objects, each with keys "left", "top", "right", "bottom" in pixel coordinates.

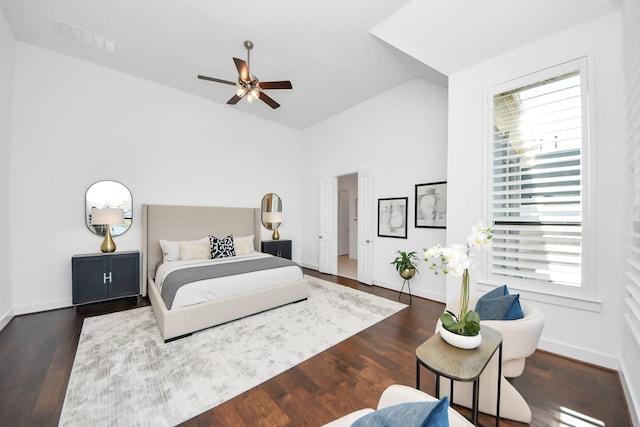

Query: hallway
[{"left": 338, "top": 255, "right": 357, "bottom": 280}]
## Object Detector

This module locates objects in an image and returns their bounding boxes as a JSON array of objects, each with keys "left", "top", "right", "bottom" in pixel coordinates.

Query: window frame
[{"left": 483, "top": 57, "right": 600, "bottom": 311}]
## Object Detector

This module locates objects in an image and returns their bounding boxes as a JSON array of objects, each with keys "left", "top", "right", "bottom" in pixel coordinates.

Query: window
[
  {"left": 489, "top": 59, "right": 589, "bottom": 294},
  {"left": 625, "top": 0, "right": 640, "bottom": 346}
]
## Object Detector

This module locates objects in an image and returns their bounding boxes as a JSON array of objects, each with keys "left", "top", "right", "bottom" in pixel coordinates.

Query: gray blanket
[{"left": 161, "top": 256, "right": 300, "bottom": 309}]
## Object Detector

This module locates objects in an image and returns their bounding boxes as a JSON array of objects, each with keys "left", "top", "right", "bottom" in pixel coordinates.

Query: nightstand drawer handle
[{"left": 103, "top": 272, "right": 112, "bottom": 284}]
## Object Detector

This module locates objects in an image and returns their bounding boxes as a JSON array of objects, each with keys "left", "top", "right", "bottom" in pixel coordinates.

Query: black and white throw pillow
[{"left": 209, "top": 234, "right": 236, "bottom": 259}]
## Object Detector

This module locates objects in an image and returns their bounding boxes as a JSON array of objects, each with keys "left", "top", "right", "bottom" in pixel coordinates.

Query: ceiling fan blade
[
  {"left": 259, "top": 81, "right": 293, "bottom": 90},
  {"left": 227, "top": 94, "right": 244, "bottom": 105},
  {"left": 197, "top": 75, "right": 236, "bottom": 86},
  {"left": 233, "top": 58, "right": 249, "bottom": 82},
  {"left": 258, "top": 91, "right": 281, "bottom": 109}
]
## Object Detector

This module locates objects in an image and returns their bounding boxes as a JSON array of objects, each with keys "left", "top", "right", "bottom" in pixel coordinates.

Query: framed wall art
[
  {"left": 378, "top": 197, "right": 408, "bottom": 238},
  {"left": 415, "top": 181, "right": 447, "bottom": 228}
]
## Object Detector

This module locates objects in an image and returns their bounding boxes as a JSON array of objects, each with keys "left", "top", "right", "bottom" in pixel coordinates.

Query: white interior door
[
  {"left": 318, "top": 178, "right": 337, "bottom": 274},
  {"left": 357, "top": 169, "right": 373, "bottom": 285}
]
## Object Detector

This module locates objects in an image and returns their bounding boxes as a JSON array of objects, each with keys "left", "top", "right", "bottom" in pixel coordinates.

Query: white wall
[
  {"left": 447, "top": 13, "right": 627, "bottom": 369},
  {"left": 0, "top": 6, "right": 14, "bottom": 329},
  {"left": 9, "top": 42, "right": 304, "bottom": 314},
  {"left": 300, "top": 78, "right": 450, "bottom": 302}
]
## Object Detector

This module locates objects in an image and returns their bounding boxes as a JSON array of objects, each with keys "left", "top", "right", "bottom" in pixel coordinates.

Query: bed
[{"left": 141, "top": 204, "right": 309, "bottom": 342}]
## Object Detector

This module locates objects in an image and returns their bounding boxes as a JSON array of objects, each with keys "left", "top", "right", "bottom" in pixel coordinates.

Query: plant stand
[{"left": 399, "top": 278, "right": 412, "bottom": 304}]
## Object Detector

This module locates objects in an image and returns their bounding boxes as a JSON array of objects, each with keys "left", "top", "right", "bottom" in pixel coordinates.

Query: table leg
[
  {"left": 435, "top": 374, "right": 441, "bottom": 399},
  {"left": 496, "top": 343, "right": 502, "bottom": 427},
  {"left": 416, "top": 358, "right": 421, "bottom": 390},
  {"left": 472, "top": 378, "right": 479, "bottom": 425}
]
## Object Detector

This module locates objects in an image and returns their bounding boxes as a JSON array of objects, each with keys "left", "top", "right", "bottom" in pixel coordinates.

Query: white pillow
[
  {"left": 234, "top": 235, "right": 255, "bottom": 256},
  {"left": 159, "top": 237, "right": 208, "bottom": 262},
  {"left": 179, "top": 240, "right": 211, "bottom": 260}
]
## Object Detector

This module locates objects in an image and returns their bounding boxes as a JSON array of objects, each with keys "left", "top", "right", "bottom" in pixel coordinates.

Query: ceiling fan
[{"left": 197, "top": 40, "right": 293, "bottom": 109}]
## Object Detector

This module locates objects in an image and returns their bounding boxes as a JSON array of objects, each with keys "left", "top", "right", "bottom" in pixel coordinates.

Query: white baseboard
[
  {"left": 372, "top": 278, "right": 447, "bottom": 304},
  {"left": 13, "top": 298, "right": 72, "bottom": 315},
  {"left": 0, "top": 307, "right": 14, "bottom": 333},
  {"left": 620, "top": 358, "right": 640, "bottom": 427},
  {"left": 537, "top": 337, "right": 620, "bottom": 370},
  {"left": 300, "top": 261, "right": 319, "bottom": 270}
]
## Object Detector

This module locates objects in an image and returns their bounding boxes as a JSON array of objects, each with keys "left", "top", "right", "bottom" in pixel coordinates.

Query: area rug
[{"left": 59, "top": 276, "right": 406, "bottom": 426}]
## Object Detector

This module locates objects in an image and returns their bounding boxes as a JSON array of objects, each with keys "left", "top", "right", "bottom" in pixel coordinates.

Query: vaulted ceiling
[{"left": 0, "top": 0, "right": 620, "bottom": 129}]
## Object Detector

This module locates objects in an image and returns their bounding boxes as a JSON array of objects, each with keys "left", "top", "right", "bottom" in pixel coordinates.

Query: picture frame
[
  {"left": 377, "top": 197, "right": 408, "bottom": 238},
  {"left": 415, "top": 181, "right": 447, "bottom": 228}
]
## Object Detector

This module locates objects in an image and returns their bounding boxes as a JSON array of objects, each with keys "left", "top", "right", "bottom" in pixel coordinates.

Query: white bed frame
[{"left": 141, "top": 204, "right": 309, "bottom": 341}]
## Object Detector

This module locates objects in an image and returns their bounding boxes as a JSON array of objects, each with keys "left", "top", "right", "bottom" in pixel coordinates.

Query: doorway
[
  {"left": 337, "top": 173, "right": 357, "bottom": 280},
  {"left": 318, "top": 169, "right": 372, "bottom": 285}
]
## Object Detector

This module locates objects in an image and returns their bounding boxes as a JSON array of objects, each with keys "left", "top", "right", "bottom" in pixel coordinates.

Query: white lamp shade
[
  {"left": 91, "top": 207, "right": 125, "bottom": 225},
  {"left": 262, "top": 211, "right": 283, "bottom": 224}
]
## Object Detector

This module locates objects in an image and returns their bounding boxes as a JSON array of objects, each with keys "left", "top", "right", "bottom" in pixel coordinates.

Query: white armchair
[
  {"left": 477, "top": 298, "right": 544, "bottom": 377},
  {"left": 442, "top": 295, "right": 545, "bottom": 377},
  {"left": 322, "top": 384, "right": 473, "bottom": 427},
  {"left": 435, "top": 294, "right": 545, "bottom": 423}
]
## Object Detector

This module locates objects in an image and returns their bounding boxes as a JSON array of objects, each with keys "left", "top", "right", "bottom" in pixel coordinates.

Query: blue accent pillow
[
  {"left": 475, "top": 285, "right": 524, "bottom": 321},
  {"left": 483, "top": 284, "right": 508, "bottom": 299},
  {"left": 351, "top": 397, "right": 449, "bottom": 427}
]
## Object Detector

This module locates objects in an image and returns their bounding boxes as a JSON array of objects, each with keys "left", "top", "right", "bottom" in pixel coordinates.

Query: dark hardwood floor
[{"left": 0, "top": 269, "right": 632, "bottom": 426}]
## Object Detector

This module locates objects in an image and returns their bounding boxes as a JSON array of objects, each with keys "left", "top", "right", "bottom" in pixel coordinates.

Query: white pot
[{"left": 439, "top": 325, "right": 482, "bottom": 350}]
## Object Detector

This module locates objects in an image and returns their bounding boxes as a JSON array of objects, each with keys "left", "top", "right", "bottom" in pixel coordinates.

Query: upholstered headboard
[{"left": 141, "top": 204, "right": 262, "bottom": 296}]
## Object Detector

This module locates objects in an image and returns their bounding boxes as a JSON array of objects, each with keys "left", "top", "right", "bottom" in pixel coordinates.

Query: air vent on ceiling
[{"left": 53, "top": 20, "right": 116, "bottom": 53}]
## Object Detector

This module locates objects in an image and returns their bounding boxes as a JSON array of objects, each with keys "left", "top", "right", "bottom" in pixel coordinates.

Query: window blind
[
  {"left": 624, "top": 0, "right": 640, "bottom": 346},
  {"left": 491, "top": 71, "right": 583, "bottom": 286}
]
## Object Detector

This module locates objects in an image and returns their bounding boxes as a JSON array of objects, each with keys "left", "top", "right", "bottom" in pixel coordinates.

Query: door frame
[{"left": 319, "top": 169, "right": 373, "bottom": 285}]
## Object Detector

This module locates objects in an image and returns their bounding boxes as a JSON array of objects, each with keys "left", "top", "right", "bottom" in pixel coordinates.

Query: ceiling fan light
[
  {"left": 197, "top": 40, "right": 291, "bottom": 109},
  {"left": 248, "top": 89, "right": 259, "bottom": 102}
]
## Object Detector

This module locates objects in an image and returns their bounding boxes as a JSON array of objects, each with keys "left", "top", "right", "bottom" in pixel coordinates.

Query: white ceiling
[
  {"left": 0, "top": 0, "right": 620, "bottom": 129},
  {"left": 372, "top": 0, "right": 621, "bottom": 76}
]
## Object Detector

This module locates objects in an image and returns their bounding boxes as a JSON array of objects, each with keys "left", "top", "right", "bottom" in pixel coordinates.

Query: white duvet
[{"left": 154, "top": 253, "right": 303, "bottom": 310}]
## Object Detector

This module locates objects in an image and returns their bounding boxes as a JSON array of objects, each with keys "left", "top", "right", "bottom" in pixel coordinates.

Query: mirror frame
[
  {"left": 261, "top": 193, "right": 282, "bottom": 230},
  {"left": 85, "top": 180, "right": 133, "bottom": 237}
]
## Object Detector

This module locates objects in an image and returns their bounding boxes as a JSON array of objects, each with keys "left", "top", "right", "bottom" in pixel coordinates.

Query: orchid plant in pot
[{"left": 424, "top": 222, "right": 493, "bottom": 348}]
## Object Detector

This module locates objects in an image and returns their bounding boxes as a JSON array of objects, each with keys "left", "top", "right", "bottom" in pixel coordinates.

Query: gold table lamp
[
  {"left": 262, "top": 211, "right": 283, "bottom": 240},
  {"left": 91, "top": 207, "right": 125, "bottom": 253}
]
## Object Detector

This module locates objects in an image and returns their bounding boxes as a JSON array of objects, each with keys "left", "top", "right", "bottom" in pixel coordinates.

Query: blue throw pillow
[
  {"left": 475, "top": 285, "right": 524, "bottom": 321},
  {"left": 351, "top": 397, "right": 449, "bottom": 427},
  {"left": 503, "top": 294, "right": 525, "bottom": 320},
  {"left": 483, "top": 284, "right": 509, "bottom": 298}
]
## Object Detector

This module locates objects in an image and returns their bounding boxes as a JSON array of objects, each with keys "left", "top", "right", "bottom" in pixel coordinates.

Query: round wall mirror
[
  {"left": 261, "top": 193, "right": 283, "bottom": 231},
  {"left": 85, "top": 180, "right": 133, "bottom": 237}
]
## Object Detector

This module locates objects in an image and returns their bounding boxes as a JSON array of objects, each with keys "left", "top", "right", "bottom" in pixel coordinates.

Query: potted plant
[
  {"left": 390, "top": 250, "right": 420, "bottom": 280},
  {"left": 423, "top": 222, "right": 493, "bottom": 348}
]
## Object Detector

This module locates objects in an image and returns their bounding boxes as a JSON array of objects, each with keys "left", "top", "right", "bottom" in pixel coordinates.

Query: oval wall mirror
[
  {"left": 85, "top": 180, "right": 133, "bottom": 237},
  {"left": 261, "top": 193, "right": 283, "bottom": 231}
]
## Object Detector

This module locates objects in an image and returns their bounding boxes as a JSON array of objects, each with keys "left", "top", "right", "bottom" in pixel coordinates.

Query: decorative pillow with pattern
[{"left": 209, "top": 234, "right": 236, "bottom": 259}]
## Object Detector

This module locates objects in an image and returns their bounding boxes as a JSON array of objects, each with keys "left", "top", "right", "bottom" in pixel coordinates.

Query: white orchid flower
[{"left": 423, "top": 220, "right": 493, "bottom": 276}]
